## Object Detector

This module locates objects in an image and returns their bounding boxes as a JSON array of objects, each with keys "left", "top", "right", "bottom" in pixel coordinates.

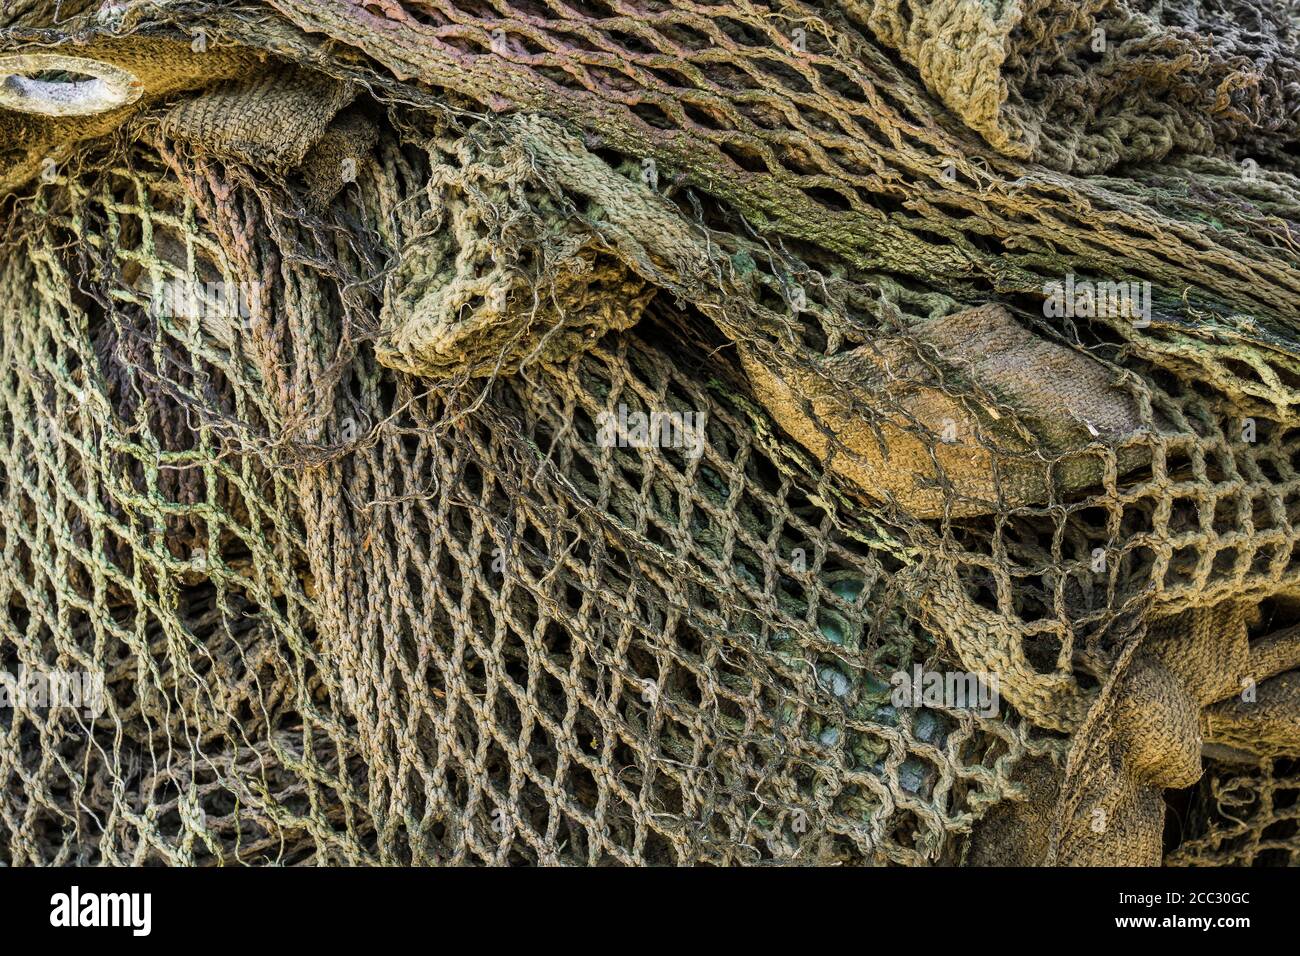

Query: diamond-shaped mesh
[
  {"left": 0, "top": 143, "right": 1043, "bottom": 864},
  {"left": 1, "top": 0, "right": 1298, "bottom": 867}
]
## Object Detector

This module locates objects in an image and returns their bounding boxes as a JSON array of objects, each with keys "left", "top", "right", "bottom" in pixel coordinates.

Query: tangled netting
[
  {"left": 1, "top": 0, "right": 1298, "bottom": 865},
  {"left": 1167, "top": 757, "right": 1300, "bottom": 864}
]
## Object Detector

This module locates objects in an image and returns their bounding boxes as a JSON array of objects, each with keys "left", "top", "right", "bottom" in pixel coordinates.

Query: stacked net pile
[
  {"left": 0, "top": 137, "right": 1042, "bottom": 864},
  {"left": 855, "top": 0, "right": 1300, "bottom": 174},
  {"left": 1, "top": 0, "right": 1298, "bottom": 865}
]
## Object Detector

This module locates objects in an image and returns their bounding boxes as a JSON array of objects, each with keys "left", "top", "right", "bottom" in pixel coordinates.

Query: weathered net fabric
[
  {"left": 1167, "top": 758, "right": 1300, "bottom": 865},
  {"left": 0, "top": 137, "right": 1047, "bottom": 864},
  {"left": 852, "top": 0, "right": 1300, "bottom": 174},
  {"left": 1, "top": 0, "right": 1298, "bottom": 865}
]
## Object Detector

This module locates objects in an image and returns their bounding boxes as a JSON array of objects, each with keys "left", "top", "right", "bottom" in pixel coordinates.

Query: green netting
[{"left": 1, "top": 0, "right": 1298, "bottom": 866}]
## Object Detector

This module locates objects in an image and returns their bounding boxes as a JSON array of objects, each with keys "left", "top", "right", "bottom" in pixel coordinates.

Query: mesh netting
[
  {"left": 1168, "top": 758, "right": 1300, "bottom": 865},
  {"left": 1, "top": 0, "right": 1299, "bottom": 866},
  {"left": 854, "top": 0, "right": 1300, "bottom": 174},
  {"left": 0, "top": 139, "right": 1050, "bottom": 864}
]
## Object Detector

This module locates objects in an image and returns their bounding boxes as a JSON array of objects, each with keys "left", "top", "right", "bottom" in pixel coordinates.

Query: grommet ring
[{"left": 0, "top": 53, "right": 143, "bottom": 117}]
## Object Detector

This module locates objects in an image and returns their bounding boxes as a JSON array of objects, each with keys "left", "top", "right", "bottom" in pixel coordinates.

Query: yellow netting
[{"left": 1, "top": 0, "right": 1298, "bottom": 866}]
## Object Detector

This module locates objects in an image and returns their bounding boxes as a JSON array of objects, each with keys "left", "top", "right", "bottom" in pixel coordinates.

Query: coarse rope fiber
[{"left": 1, "top": 0, "right": 1298, "bottom": 865}]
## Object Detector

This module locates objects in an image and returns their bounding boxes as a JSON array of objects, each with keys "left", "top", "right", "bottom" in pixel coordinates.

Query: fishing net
[
  {"left": 854, "top": 0, "right": 1300, "bottom": 174},
  {"left": 1167, "top": 757, "right": 1300, "bottom": 865},
  {"left": 0, "top": 0, "right": 1298, "bottom": 866}
]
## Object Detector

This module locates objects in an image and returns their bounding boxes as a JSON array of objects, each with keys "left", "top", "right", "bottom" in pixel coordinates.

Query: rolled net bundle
[{"left": 1, "top": 0, "right": 1298, "bottom": 865}]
